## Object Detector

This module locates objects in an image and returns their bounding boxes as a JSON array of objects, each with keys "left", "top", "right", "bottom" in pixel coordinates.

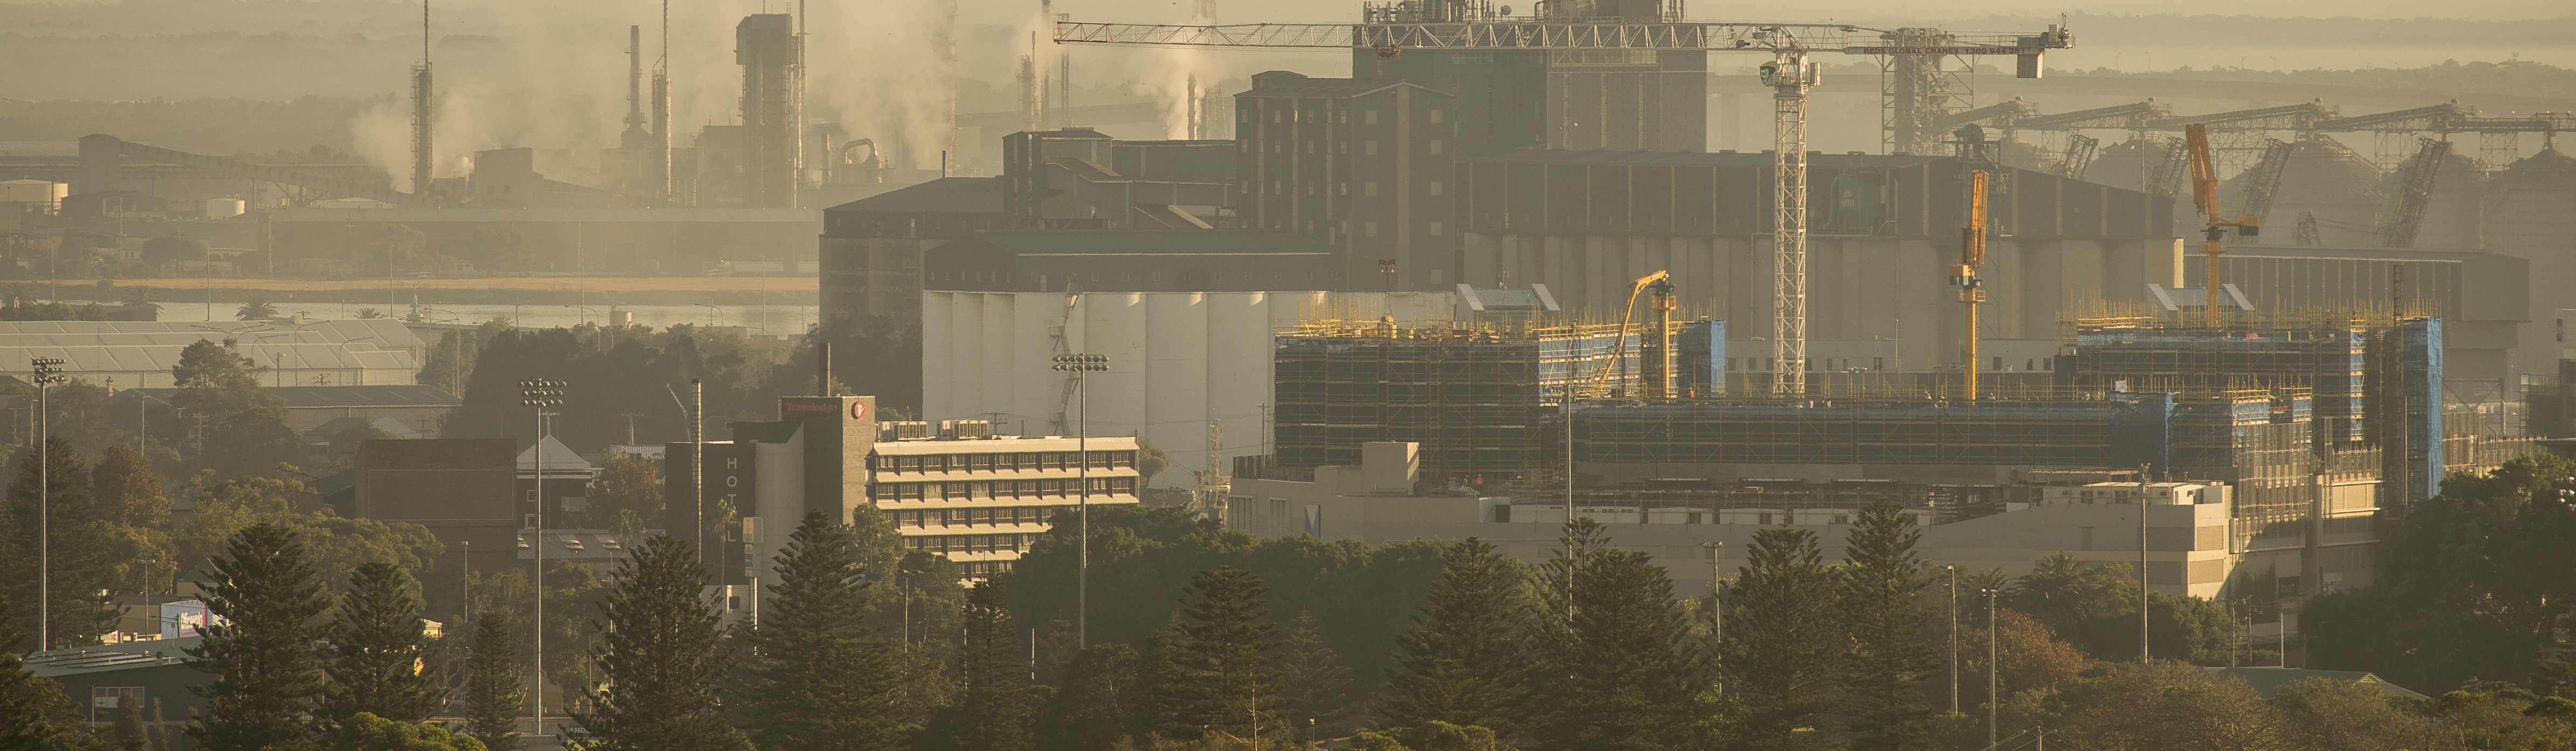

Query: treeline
[
  {"left": 427, "top": 314, "right": 921, "bottom": 450},
  {"left": 16, "top": 458, "right": 2576, "bottom": 751}
]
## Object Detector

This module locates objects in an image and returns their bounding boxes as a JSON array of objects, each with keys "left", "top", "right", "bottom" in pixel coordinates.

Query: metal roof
[
  {"left": 943, "top": 230, "right": 1334, "bottom": 257},
  {"left": 0, "top": 320, "right": 425, "bottom": 383},
  {"left": 119, "top": 384, "right": 460, "bottom": 409},
  {"left": 270, "top": 208, "right": 819, "bottom": 223},
  {"left": 25, "top": 649, "right": 189, "bottom": 678},
  {"left": 823, "top": 177, "right": 1005, "bottom": 216},
  {"left": 1465, "top": 147, "right": 1946, "bottom": 169}
]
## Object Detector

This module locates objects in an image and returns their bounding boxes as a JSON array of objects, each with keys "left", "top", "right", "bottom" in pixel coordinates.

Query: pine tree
[
  {"left": 1528, "top": 519, "right": 1703, "bottom": 751},
  {"left": 918, "top": 580, "right": 1036, "bottom": 751},
  {"left": 1158, "top": 566, "right": 1285, "bottom": 743},
  {"left": 748, "top": 509, "right": 911, "bottom": 751},
  {"left": 1839, "top": 501, "right": 1939, "bottom": 751},
  {"left": 462, "top": 612, "right": 524, "bottom": 750},
  {"left": 320, "top": 562, "right": 443, "bottom": 726},
  {"left": 3, "top": 436, "right": 124, "bottom": 647},
  {"left": 0, "top": 592, "right": 63, "bottom": 749},
  {"left": 1381, "top": 538, "right": 1532, "bottom": 734},
  {"left": 1718, "top": 527, "right": 1843, "bottom": 751},
  {"left": 1033, "top": 643, "right": 1139, "bottom": 751},
  {"left": 574, "top": 534, "right": 751, "bottom": 751},
  {"left": 1274, "top": 610, "right": 1351, "bottom": 736},
  {"left": 186, "top": 522, "right": 330, "bottom": 751}
]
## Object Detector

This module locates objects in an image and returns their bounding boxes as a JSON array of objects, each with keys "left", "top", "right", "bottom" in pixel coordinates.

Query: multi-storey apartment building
[
  {"left": 669, "top": 395, "right": 1141, "bottom": 583},
  {"left": 865, "top": 426, "right": 1143, "bottom": 578}
]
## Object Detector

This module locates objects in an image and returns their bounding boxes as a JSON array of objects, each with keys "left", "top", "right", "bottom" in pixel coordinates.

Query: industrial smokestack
[
  {"left": 817, "top": 341, "right": 833, "bottom": 396},
  {"left": 651, "top": 0, "right": 672, "bottom": 205},
  {"left": 410, "top": 0, "right": 434, "bottom": 199}
]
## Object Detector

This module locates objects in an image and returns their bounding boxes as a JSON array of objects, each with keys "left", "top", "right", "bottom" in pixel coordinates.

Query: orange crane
[
  {"left": 1954, "top": 169, "right": 1988, "bottom": 402},
  {"left": 2183, "top": 123, "right": 2258, "bottom": 328},
  {"left": 1591, "top": 271, "right": 1675, "bottom": 398}
]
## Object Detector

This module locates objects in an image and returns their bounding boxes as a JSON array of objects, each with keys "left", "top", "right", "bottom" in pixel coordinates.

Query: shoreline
[{"left": 24, "top": 275, "right": 820, "bottom": 307}]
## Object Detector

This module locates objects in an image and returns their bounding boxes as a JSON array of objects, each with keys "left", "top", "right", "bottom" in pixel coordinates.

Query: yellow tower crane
[
  {"left": 2183, "top": 123, "right": 2258, "bottom": 328},
  {"left": 1954, "top": 169, "right": 1988, "bottom": 402}
]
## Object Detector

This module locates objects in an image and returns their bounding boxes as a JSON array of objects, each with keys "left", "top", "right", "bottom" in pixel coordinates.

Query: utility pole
[
  {"left": 1702, "top": 541, "right": 1724, "bottom": 640},
  {"left": 518, "top": 378, "right": 565, "bottom": 738},
  {"left": 1052, "top": 354, "right": 1108, "bottom": 647},
  {"left": 2139, "top": 463, "right": 2151, "bottom": 665},
  {"left": 31, "top": 356, "right": 64, "bottom": 650},
  {"left": 620, "top": 411, "right": 643, "bottom": 445},
  {"left": 1984, "top": 587, "right": 1999, "bottom": 751},
  {"left": 461, "top": 539, "right": 470, "bottom": 624},
  {"left": 1946, "top": 564, "right": 1959, "bottom": 714}
]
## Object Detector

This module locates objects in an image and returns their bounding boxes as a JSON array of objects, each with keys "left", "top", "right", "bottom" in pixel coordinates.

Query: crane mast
[
  {"left": 1956, "top": 169, "right": 1988, "bottom": 402},
  {"left": 1052, "top": 16, "right": 2070, "bottom": 398}
]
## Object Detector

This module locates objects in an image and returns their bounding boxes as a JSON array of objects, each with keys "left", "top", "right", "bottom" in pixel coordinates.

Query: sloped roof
[
  {"left": 823, "top": 176, "right": 1005, "bottom": 216},
  {"left": 2204, "top": 667, "right": 2428, "bottom": 700},
  {"left": 516, "top": 435, "right": 593, "bottom": 473}
]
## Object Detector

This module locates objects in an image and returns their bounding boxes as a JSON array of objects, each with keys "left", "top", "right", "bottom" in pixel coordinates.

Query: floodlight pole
[
  {"left": 518, "top": 378, "right": 565, "bottom": 738},
  {"left": 1052, "top": 354, "right": 1108, "bottom": 648},
  {"left": 32, "top": 356, "right": 64, "bottom": 651}
]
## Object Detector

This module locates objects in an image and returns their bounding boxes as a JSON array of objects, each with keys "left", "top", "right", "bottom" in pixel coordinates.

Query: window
[
  {"left": 1364, "top": 182, "right": 1379, "bottom": 197},
  {"left": 1365, "top": 140, "right": 1380, "bottom": 155},
  {"left": 1364, "top": 110, "right": 1379, "bottom": 125},
  {"left": 1339, "top": 142, "right": 1349, "bottom": 155},
  {"left": 1273, "top": 110, "right": 1283, "bottom": 123},
  {"left": 1239, "top": 109, "right": 1250, "bottom": 123},
  {"left": 1271, "top": 142, "right": 1282, "bottom": 154},
  {"left": 1430, "top": 139, "right": 1444, "bottom": 155},
  {"left": 1430, "top": 221, "right": 1445, "bottom": 237},
  {"left": 1428, "top": 181, "right": 1444, "bottom": 196},
  {"left": 1338, "top": 112, "right": 1349, "bottom": 124},
  {"left": 1338, "top": 183, "right": 1349, "bottom": 195},
  {"left": 1305, "top": 142, "right": 1315, "bottom": 154},
  {"left": 1272, "top": 181, "right": 1282, "bottom": 194},
  {"left": 1364, "top": 222, "right": 1379, "bottom": 237}
]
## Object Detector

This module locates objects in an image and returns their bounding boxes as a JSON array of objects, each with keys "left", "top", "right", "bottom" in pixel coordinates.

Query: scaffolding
[{"left": 1272, "top": 320, "right": 1638, "bottom": 480}]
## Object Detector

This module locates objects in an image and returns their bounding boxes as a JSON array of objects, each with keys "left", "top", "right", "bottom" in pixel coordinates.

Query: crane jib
[{"left": 1845, "top": 46, "right": 2041, "bottom": 55}]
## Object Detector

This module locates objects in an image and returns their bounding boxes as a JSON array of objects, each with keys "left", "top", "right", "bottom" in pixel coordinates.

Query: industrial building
[
  {"left": 667, "top": 395, "right": 1142, "bottom": 581},
  {"left": 923, "top": 290, "right": 1462, "bottom": 490},
  {"left": 921, "top": 231, "right": 1343, "bottom": 294},
  {"left": 1234, "top": 72, "right": 1459, "bottom": 290},
  {"left": 1456, "top": 149, "right": 2180, "bottom": 362},
  {"left": 818, "top": 176, "right": 1006, "bottom": 326}
]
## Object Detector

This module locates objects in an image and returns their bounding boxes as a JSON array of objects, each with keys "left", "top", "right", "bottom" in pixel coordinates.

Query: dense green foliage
[
  {"left": 1, "top": 436, "right": 126, "bottom": 647},
  {"left": 2306, "top": 455, "right": 2576, "bottom": 691}
]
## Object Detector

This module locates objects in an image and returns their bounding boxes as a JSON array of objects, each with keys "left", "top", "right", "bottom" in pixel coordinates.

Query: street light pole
[
  {"left": 1051, "top": 353, "right": 1107, "bottom": 648},
  {"left": 518, "top": 378, "right": 565, "bottom": 738},
  {"left": 31, "top": 356, "right": 65, "bottom": 650}
]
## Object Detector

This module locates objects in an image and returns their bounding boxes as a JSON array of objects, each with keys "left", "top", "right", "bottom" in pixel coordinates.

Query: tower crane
[
  {"left": 1053, "top": 14, "right": 2072, "bottom": 398},
  {"left": 1592, "top": 270, "right": 1674, "bottom": 399},
  {"left": 2183, "top": 122, "right": 2258, "bottom": 328}
]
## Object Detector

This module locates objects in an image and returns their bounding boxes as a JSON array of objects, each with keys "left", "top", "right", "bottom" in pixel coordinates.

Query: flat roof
[{"left": 824, "top": 176, "right": 1005, "bottom": 216}]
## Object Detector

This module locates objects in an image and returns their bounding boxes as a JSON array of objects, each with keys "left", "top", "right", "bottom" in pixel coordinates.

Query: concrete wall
[{"left": 923, "top": 290, "right": 1458, "bottom": 487}]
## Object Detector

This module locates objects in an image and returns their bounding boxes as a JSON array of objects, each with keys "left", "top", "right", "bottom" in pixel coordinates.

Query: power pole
[
  {"left": 1946, "top": 564, "right": 1959, "bottom": 714},
  {"left": 2139, "top": 464, "right": 2151, "bottom": 665}
]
